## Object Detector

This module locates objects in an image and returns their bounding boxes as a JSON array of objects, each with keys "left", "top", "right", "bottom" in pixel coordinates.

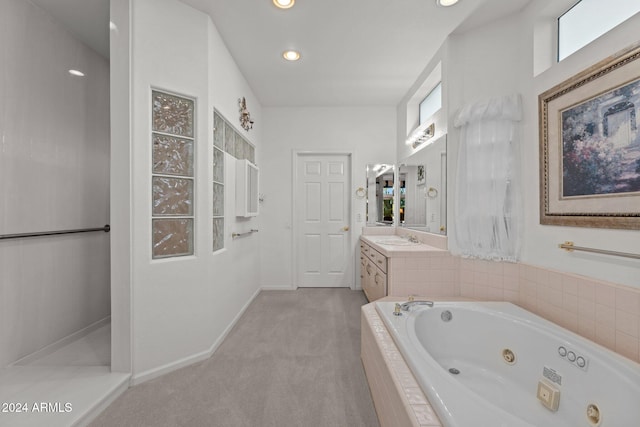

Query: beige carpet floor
[{"left": 90, "top": 288, "right": 380, "bottom": 427}]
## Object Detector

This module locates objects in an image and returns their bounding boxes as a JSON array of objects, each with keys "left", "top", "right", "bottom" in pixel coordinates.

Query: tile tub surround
[
  {"left": 458, "top": 259, "right": 640, "bottom": 364},
  {"left": 361, "top": 301, "right": 442, "bottom": 427},
  {"left": 362, "top": 293, "right": 640, "bottom": 427},
  {"left": 358, "top": 228, "right": 640, "bottom": 364}
]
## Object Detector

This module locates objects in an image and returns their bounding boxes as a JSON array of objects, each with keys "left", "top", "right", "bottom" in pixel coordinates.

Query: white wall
[
  {"left": 522, "top": 3, "right": 640, "bottom": 288},
  {"left": 260, "top": 107, "right": 396, "bottom": 289},
  {"left": 398, "top": 1, "right": 640, "bottom": 289},
  {"left": 0, "top": 0, "right": 110, "bottom": 368},
  {"left": 120, "top": 0, "right": 261, "bottom": 381},
  {"left": 109, "top": 0, "right": 132, "bottom": 374}
]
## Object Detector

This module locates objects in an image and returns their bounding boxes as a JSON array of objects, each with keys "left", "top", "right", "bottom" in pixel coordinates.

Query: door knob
[{"left": 342, "top": 226, "right": 350, "bottom": 231}]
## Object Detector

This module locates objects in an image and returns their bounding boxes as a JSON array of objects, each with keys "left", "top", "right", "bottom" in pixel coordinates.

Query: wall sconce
[
  {"left": 406, "top": 122, "right": 435, "bottom": 149},
  {"left": 238, "top": 97, "right": 254, "bottom": 131}
]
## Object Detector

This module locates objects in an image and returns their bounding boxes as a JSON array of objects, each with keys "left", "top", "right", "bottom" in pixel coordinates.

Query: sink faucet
[
  {"left": 408, "top": 235, "right": 419, "bottom": 243},
  {"left": 400, "top": 300, "right": 434, "bottom": 311}
]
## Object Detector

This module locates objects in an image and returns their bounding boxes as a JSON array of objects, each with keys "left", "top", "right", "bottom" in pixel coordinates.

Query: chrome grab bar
[
  {"left": 0, "top": 225, "right": 110, "bottom": 240},
  {"left": 559, "top": 241, "right": 640, "bottom": 260},
  {"left": 232, "top": 229, "right": 259, "bottom": 238}
]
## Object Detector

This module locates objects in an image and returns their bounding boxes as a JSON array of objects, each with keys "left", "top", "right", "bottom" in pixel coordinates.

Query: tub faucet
[{"left": 400, "top": 300, "right": 434, "bottom": 311}]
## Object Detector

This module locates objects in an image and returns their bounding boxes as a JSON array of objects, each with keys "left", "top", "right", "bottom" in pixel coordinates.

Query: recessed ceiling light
[
  {"left": 273, "top": 0, "right": 295, "bottom": 9},
  {"left": 283, "top": 50, "right": 301, "bottom": 61},
  {"left": 68, "top": 69, "right": 85, "bottom": 77},
  {"left": 436, "top": 0, "right": 459, "bottom": 6}
]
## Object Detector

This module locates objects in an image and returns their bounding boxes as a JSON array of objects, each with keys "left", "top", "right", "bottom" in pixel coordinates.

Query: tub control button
[{"left": 557, "top": 345, "right": 589, "bottom": 370}]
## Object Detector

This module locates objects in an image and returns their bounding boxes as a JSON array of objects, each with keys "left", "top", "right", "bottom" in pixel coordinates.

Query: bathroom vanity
[
  {"left": 359, "top": 230, "right": 455, "bottom": 301},
  {"left": 360, "top": 240, "right": 388, "bottom": 302}
]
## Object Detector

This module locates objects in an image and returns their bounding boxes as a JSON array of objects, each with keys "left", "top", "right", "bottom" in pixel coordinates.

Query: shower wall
[{"left": 0, "top": 0, "right": 110, "bottom": 368}]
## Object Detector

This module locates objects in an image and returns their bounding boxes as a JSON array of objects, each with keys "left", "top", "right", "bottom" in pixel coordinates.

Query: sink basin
[{"left": 371, "top": 237, "right": 420, "bottom": 246}]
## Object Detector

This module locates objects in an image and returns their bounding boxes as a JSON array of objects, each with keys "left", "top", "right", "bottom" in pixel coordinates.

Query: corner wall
[{"left": 116, "top": 0, "right": 262, "bottom": 381}]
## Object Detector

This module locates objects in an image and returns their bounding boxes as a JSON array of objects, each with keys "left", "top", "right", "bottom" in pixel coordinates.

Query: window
[
  {"left": 558, "top": 0, "right": 640, "bottom": 61},
  {"left": 151, "top": 90, "right": 195, "bottom": 259},
  {"left": 213, "top": 111, "right": 225, "bottom": 252},
  {"left": 212, "top": 110, "right": 256, "bottom": 251},
  {"left": 419, "top": 82, "right": 442, "bottom": 125}
]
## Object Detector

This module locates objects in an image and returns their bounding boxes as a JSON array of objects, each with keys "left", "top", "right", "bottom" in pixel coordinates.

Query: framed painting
[{"left": 539, "top": 43, "right": 640, "bottom": 230}]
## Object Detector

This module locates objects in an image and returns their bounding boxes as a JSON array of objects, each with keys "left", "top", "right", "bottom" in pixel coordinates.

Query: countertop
[{"left": 360, "top": 234, "right": 449, "bottom": 257}]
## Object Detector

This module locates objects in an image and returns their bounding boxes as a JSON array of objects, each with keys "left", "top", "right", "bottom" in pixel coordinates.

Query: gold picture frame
[{"left": 539, "top": 43, "right": 640, "bottom": 230}]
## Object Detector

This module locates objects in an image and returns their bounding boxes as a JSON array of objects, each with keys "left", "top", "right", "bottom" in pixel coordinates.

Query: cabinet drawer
[
  {"left": 361, "top": 243, "right": 371, "bottom": 256},
  {"left": 366, "top": 246, "right": 387, "bottom": 273},
  {"left": 360, "top": 240, "right": 387, "bottom": 273}
]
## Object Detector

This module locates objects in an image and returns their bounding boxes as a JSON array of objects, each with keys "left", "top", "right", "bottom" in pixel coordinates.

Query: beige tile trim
[{"left": 361, "top": 303, "right": 442, "bottom": 427}]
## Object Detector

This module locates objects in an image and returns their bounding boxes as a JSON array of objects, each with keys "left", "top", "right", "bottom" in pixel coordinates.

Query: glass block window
[
  {"left": 213, "top": 110, "right": 225, "bottom": 252},
  {"left": 558, "top": 0, "right": 640, "bottom": 61},
  {"left": 151, "top": 90, "right": 195, "bottom": 259},
  {"left": 212, "top": 109, "right": 256, "bottom": 251}
]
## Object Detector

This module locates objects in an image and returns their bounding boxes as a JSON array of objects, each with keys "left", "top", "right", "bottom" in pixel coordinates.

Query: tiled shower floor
[{"left": 0, "top": 324, "right": 129, "bottom": 427}]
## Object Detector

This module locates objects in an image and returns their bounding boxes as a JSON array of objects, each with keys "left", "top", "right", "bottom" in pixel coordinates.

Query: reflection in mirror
[
  {"left": 398, "top": 134, "right": 447, "bottom": 235},
  {"left": 365, "top": 164, "right": 395, "bottom": 226}
]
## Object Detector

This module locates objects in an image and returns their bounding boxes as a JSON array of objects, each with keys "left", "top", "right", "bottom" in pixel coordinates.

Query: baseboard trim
[
  {"left": 130, "top": 287, "right": 261, "bottom": 386},
  {"left": 11, "top": 316, "right": 111, "bottom": 367},
  {"left": 260, "top": 285, "right": 296, "bottom": 291},
  {"left": 73, "top": 373, "right": 131, "bottom": 427}
]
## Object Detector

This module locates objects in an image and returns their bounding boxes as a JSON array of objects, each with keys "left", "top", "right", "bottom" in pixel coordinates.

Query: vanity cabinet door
[
  {"left": 360, "top": 253, "right": 368, "bottom": 297},
  {"left": 370, "top": 267, "right": 387, "bottom": 301},
  {"left": 361, "top": 257, "right": 387, "bottom": 302},
  {"left": 362, "top": 259, "right": 374, "bottom": 302},
  {"left": 360, "top": 240, "right": 388, "bottom": 301}
]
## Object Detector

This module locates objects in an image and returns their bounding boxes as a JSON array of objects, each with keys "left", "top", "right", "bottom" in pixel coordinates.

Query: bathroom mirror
[
  {"left": 365, "top": 164, "right": 395, "bottom": 226},
  {"left": 398, "top": 134, "right": 447, "bottom": 234}
]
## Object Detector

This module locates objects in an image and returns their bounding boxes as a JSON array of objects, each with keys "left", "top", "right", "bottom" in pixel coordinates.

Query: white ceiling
[{"left": 32, "top": 0, "right": 531, "bottom": 107}]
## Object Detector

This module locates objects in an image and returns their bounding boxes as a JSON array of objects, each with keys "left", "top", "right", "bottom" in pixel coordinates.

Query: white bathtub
[{"left": 375, "top": 301, "right": 640, "bottom": 427}]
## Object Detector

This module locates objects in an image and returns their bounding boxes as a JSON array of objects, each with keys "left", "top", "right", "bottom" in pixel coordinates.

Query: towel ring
[
  {"left": 426, "top": 187, "right": 438, "bottom": 198},
  {"left": 355, "top": 187, "right": 366, "bottom": 199}
]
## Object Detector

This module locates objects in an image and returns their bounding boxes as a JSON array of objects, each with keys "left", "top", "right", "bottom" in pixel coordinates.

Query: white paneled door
[{"left": 295, "top": 153, "right": 351, "bottom": 287}]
